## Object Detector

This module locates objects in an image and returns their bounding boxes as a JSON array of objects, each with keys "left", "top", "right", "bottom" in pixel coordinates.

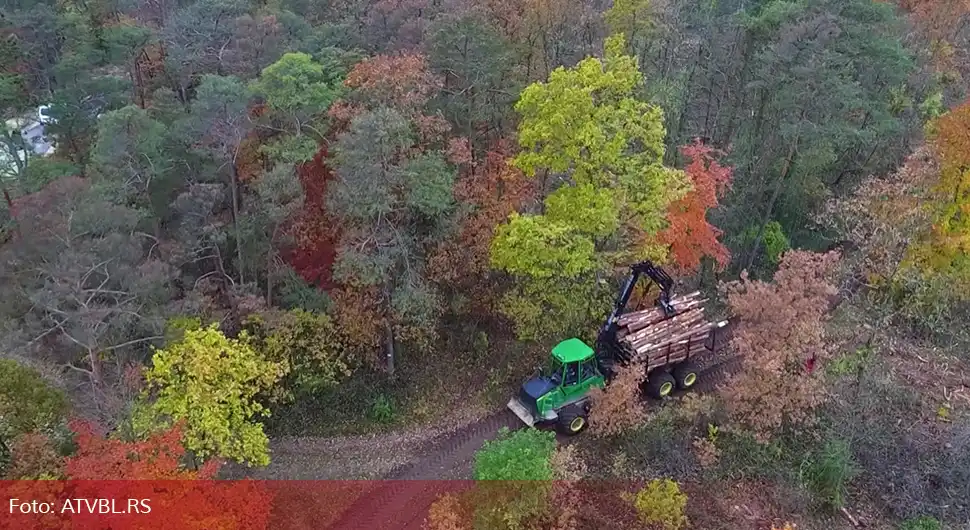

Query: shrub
[
  {"left": 627, "top": 478, "right": 688, "bottom": 530},
  {"left": 474, "top": 427, "right": 556, "bottom": 481},
  {"left": 473, "top": 428, "right": 556, "bottom": 530},
  {"left": 589, "top": 362, "right": 646, "bottom": 436},
  {"left": 369, "top": 394, "right": 396, "bottom": 424},
  {"left": 800, "top": 438, "right": 858, "bottom": 510},
  {"left": 3, "top": 432, "right": 64, "bottom": 479},
  {"left": 243, "top": 309, "right": 354, "bottom": 403},
  {"left": 426, "top": 493, "right": 470, "bottom": 530}
]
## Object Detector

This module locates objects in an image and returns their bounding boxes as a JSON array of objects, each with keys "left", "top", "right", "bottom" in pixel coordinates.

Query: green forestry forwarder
[{"left": 507, "top": 261, "right": 726, "bottom": 435}]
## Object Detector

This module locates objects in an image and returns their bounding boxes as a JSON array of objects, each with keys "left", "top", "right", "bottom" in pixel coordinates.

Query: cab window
[
  {"left": 580, "top": 358, "right": 599, "bottom": 381},
  {"left": 563, "top": 362, "right": 579, "bottom": 385}
]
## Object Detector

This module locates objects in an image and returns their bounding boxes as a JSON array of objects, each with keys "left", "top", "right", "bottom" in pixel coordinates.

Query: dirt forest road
[
  {"left": 241, "top": 325, "right": 740, "bottom": 529},
  {"left": 325, "top": 351, "right": 742, "bottom": 530}
]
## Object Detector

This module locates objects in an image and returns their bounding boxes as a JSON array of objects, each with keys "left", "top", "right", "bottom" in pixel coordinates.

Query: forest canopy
[{"left": 1, "top": 0, "right": 969, "bottom": 527}]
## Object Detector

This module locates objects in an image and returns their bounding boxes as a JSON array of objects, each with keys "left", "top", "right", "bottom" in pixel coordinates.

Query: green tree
[
  {"left": 604, "top": 0, "right": 655, "bottom": 64},
  {"left": 492, "top": 33, "right": 689, "bottom": 341},
  {"left": 242, "top": 309, "right": 353, "bottom": 403},
  {"left": 102, "top": 24, "right": 155, "bottom": 107},
  {"left": 727, "top": 0, "right": 911, "bottom": 268},
  {"left": 0, "top": 360, "right": 66, "bottom": 451},
  {"left": 427, "top": 12, "right": 518, "bottom": 150},
  {"left": 250, "top": 52, "right": 342, "bottom": 163},
  {"left": 181, "top": 75, "right": 253, "bottom": 283},
  {"left": 89, "top": 105, "right": 173, "bottom": 223},
  {"left": 328, "top": 106, "right": 458, "bottom": 373},
  {"left": 47, "top": 74, "right": 131, "bottom": 164},
  {"left": 238, "top": 162, "right": 304, "bottom": 303},
  {"left": 139, "top": 324, "right": 283, "bottom": 467}
]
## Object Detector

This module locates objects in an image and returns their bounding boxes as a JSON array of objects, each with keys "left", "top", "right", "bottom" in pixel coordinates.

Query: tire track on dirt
[{"left": 328, "top": 410, "right": 519, "bottom": 529}]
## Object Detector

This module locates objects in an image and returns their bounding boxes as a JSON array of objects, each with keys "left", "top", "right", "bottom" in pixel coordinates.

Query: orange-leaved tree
[
  {"left": 720, "top": 250, "right": 840, "bottom": 441},
  {"left": 909, "top": 100, "right": 970, "bottom": 289},
  {"left": 427, "top": 140, "right": 535, "bottom": 315},
  {"left": 65, "top": 420, "right": 271, "bottom": 529},
  {"left": 66, "top": 420, "right": 218, "bottom": 480},
  {"left": 659, "top": 139, "right": 733, "bottom": 273}
]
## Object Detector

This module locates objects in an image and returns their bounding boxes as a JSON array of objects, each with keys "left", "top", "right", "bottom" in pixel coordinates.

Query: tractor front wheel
[
  {"left": 646, "top": 371, "right": 676, "bottom": 399},
  {"left": 557, "top": 408, "right": 589, "bottom": 436}
]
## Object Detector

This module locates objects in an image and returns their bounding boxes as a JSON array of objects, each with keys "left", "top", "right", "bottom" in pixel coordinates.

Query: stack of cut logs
[{"left": 615, "top": 291, "right": 726, "bottom": 370}]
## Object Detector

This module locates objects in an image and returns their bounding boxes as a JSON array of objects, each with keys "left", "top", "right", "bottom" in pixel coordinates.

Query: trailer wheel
[
  {"left": 646, "top": 371, "right": 676, "bottom": 399},
  {"left": 557, "top": 409, "right": 588, "bottom": 435},
  {"left": 673, "top": 362, "right": 698, "bottom": 390}
]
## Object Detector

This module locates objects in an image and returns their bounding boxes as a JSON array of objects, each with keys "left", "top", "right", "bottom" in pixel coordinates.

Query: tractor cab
[{"left": 507, "top": 338, "right": 606, "bottom": 432}]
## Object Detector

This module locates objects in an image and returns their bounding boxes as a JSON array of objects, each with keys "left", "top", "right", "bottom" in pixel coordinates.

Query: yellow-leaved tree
[
  {"left": 136, "top": 321, "right": 283, "bottom": 467},
  {"left": 909, "top": 100, "right": 970, "bottom": 289},
  {"left": 490, "top": 33, "right": 690, "bottom": 342}
]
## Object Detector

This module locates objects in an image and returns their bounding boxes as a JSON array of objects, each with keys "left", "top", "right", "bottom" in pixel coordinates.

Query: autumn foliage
[
  {"left": 898, "top": 0, "right": 970, "bottom": 72},
  {"left": 720, "top": 250, "right": 840, "bottom": 440},
  {"left": 426, "top": 493, "right": 472, "bottom": 530},
  {"left": 65, "top": 420, "right": 219, "bottom": 479},
  {"left": 588, "top": 362, "right": 647, "bottom": 436},
  {"left": 3, "top": 432, "right": 64, "bottom": 479},
  {"left": 333, "top": 52, "right": 451, "bottom": 143},
  {"left": 659, "top": 140, "right": 733, "bottom": 273},
  {"left": 911, "top": 99, "right": 970, "bottom": 287},
  {"left": 428, "top": 140, "right": 535, "bottom": 310},
  {"left": 344, "top": 53, "right": 443, "bottom": 112},
  {"left": 822, "top": 146, "right": 936, "bottom": 288},
  {"left": 286, "top": 146, "right": 338, "bottom": 288},
  {"left": 62, "top": 420, "right": 272, "bottom": 529}
]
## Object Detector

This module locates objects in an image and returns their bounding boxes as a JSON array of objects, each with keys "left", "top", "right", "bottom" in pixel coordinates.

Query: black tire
[
  {"left": 556, "top": 408, "right": 588, "bottom": 436},
  {"left": 672, "top": 361, "right": 699, "bottom": 390},
  {"left": 646, "top": 371, "right": 676, "bottom": 399}
]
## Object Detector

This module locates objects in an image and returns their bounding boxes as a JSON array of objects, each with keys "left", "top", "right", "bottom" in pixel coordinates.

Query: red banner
[{"left": 1, "top": 480, "right": 483, "bottom": 529}]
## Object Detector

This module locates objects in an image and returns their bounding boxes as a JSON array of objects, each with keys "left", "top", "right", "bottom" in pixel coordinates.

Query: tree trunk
[
  {"left": 666, "top": 43, "right": 702, "bottom": 165},
  {"left": 384, "top": 318, "right": 395, "bottom": 377},
  {"left": 718, "top": 31, "right": 753, "bottom": 148},
  {"left": 88, "top": 348, "right": 104, "bottom": 388},
  {"left": 266, "top": 250, "right": 274, "bottom": 306},
  {"left": 383, "top": 283, "right": 396, "bottom": 376},
  {"left": 229, "top": 151, "right": 244, "bottom": 285},
  {"left": 745, "top": 133, "right": 800, "bottom": 271}
]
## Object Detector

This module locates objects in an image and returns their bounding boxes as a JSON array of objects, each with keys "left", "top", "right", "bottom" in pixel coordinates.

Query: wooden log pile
[{"left": 615, "top": 291, "right": 726, "bottom": 370}]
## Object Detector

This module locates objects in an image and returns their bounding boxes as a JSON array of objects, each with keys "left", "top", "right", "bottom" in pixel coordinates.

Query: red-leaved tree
[
  {"left": 64, "top": 420, "right": 272, "bottom": 529},
  {"left": 719, "top": 250, "right": 841, "bottom": 441},
  {"left": 65, "top": 420, "right": 218, "bottom": 480},
  {"left": 286, "top": 146, "right": 338, "bottom": 288},
  {"left": 659, "top": 139, "right": 733, "bottom": 273}
]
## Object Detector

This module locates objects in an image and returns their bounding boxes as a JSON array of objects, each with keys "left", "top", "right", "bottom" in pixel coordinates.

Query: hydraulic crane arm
[{"left": 595, "top": 261, "right": 675, "bottom": 361}]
